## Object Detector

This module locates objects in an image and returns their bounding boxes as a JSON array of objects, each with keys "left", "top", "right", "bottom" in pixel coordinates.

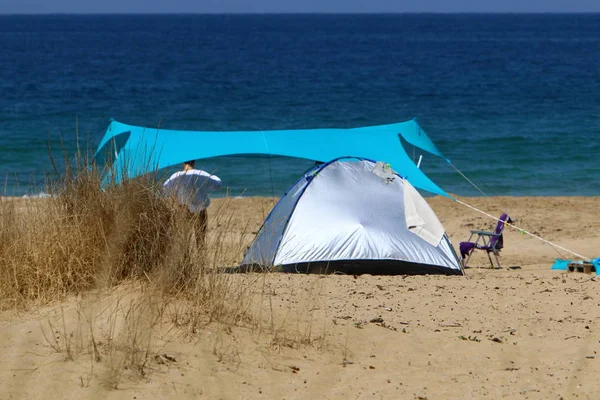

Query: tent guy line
[
  {"left": 446, "top": 160, "right": 589, "bottom": 261},
  {"left": 448, "top": 163, "right": 490, "bottom": 197},
  {"left": 454, "top": 198, "right": 590, "bottom": 261}
]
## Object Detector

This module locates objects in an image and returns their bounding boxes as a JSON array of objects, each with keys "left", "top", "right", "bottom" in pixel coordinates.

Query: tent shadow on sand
[{"left": 234, "top": 260, "right": 462, "bottom": 276}]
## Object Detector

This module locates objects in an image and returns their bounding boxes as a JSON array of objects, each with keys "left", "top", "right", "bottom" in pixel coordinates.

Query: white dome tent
[{"left": 241, "top": 157, "right": 463, "bottom": 275}]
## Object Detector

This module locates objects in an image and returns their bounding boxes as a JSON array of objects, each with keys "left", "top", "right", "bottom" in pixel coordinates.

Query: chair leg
[
  {"left": 486, "top": 252, "right": 495, "bottom": 268},
  {"left": 463, "top": 252, "right": 473, "bottom": 268},
  {"left": 493, "top": 252, "right": 502, "bottom": 269}
]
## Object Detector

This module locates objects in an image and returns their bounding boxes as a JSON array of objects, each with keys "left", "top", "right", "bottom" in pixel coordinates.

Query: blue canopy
[{"left": 94, "top": 119, "right": 451, "bottom": 196}]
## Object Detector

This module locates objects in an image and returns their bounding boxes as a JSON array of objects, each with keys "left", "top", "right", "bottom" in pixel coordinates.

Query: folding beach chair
[{"left": 459, "top": 213, "right": 513, "bottom": 269}]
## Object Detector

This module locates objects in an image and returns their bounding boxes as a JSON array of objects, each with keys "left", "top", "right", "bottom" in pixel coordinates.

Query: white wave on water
[{"left": 21, "top": 192, "right": 53, "bottom": 199}]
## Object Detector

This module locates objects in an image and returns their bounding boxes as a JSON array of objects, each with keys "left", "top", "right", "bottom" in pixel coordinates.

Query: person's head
[{"left": 183, "top": 160, "right": 195, "bottom": 170}]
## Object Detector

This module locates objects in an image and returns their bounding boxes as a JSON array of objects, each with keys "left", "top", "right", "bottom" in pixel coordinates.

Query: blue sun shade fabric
[{"left": 94, "top": 119, "right": 450, "bottom": 197}]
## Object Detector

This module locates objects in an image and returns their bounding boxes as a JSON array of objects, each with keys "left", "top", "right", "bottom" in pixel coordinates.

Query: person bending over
[{"left": 163, "top": 160, "right": 222, "bottom": 249}]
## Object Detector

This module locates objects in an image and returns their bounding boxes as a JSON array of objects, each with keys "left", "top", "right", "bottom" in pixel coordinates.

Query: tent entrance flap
[{"left": 403, "top": 180, "right": 445, "bottom": 246}]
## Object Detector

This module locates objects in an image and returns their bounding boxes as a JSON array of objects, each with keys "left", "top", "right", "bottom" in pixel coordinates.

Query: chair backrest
[{"left": 490, "top": 213, "right": 512, "bottom": 250}]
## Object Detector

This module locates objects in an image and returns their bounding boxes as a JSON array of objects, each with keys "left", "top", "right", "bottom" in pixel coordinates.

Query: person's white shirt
[{"left": 163, "top": 169, "right": 222, "bottom": 212}]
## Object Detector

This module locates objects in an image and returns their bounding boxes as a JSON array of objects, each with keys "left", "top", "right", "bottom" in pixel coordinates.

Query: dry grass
[
  {"left": 0, "top": 158, "right": 245, "bottom": 311},
  {"left": 0, "top": 155, "right": 325, "bottom": 389},
  {"left": 1, "top": 169, "right": 168, "bottom": 306}
]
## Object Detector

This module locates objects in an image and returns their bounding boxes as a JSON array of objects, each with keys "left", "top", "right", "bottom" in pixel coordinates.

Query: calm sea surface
[{"left": 1, "top": 14, "right": 599, "bottom": 197}]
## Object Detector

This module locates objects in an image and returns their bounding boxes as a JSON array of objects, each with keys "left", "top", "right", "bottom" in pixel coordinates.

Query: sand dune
[{"left": 1, "top": 195, "right": 599, "bottom": 399}]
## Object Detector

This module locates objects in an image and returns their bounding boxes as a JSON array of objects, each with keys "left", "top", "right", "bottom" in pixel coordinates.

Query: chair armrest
[{"left": 469, "top": 230, "right": 500, "bottom": 237}]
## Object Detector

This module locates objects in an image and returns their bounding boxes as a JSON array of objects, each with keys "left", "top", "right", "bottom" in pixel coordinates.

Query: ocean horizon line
[{"left": 2, "top": 12, "right": 600, "bottom": 16}]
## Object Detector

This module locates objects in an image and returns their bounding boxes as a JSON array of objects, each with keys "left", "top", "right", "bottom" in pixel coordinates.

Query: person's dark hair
[{"left": 184, "top": 160, "right": 196, "bottom": 167}]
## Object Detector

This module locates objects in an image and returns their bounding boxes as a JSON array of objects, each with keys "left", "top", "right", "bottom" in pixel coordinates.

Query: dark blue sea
[{"left": 1, "top": 14, "right": 599, "bottom": 197}]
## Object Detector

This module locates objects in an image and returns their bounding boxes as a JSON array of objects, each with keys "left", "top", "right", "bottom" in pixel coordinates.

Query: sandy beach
[{"left": 1, "top": 195, "right": 599, "bottom": 399}]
